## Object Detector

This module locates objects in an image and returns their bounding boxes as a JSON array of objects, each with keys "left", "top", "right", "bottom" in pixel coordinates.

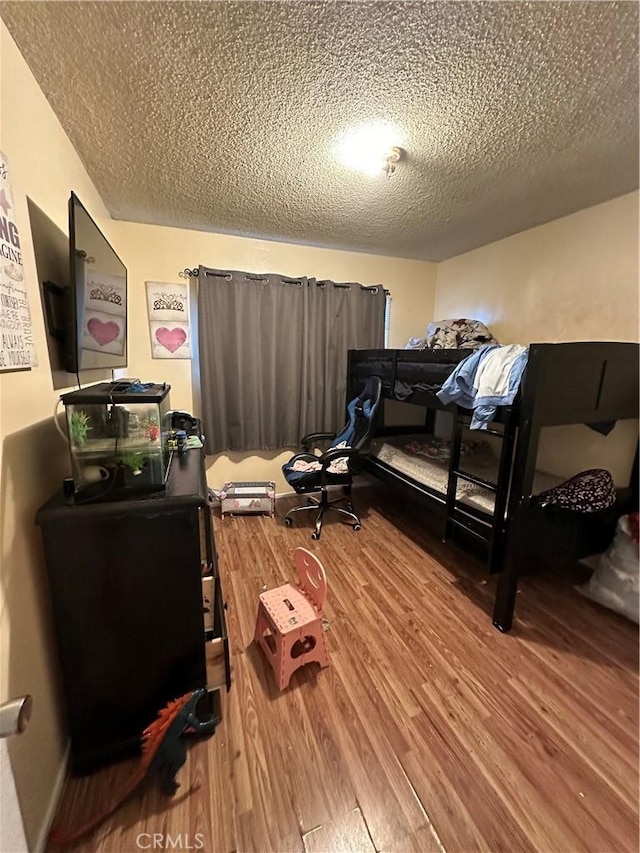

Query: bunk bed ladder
[
  {"left": 486, "top": 408, "right": 518, "bottom": 572},
  {"left": 443, "top": 407, "right": 518, "bottom": 571}
]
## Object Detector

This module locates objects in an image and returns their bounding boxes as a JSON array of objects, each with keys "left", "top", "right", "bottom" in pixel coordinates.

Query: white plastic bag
[{"left": 578, "top": 515, "right": 639, "bottom": 623}]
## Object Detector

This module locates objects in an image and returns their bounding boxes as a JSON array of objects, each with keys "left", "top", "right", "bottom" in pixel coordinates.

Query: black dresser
[{"left": 36, "top": 448, "right": 230, "bottom": 774}]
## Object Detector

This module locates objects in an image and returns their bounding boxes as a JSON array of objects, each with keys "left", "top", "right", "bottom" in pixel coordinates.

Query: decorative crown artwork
[
  {"left": 152, "top": 292, "right": 184, "bottom": 312},
  {"left": 145, "top": 280, "right": 191, "bottom": 359},
  {"left": 89, "top": 283, "right": 123, "bottom": 306}
]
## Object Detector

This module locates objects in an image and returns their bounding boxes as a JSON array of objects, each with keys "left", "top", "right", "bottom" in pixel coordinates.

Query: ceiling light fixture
[
  {"left": 383, "top": 146, "right": 403, "bottom": 179},
  {"left": 335, "top": 122, "right": 405, "bottom": 179}
]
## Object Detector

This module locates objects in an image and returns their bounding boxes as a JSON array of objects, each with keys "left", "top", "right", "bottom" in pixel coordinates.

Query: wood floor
[{"left": 51, "top": 484, "right": 639, "bottom": 853}]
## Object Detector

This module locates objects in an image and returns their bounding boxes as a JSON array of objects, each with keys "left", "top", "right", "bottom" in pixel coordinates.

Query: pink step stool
[{"left": 254, "top": 547, "right": 330, "bottom": 690}]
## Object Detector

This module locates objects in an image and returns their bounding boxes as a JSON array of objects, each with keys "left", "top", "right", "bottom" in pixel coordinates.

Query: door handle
[{"left": 0, "top": 696, "right": 33, "bottom": 738}]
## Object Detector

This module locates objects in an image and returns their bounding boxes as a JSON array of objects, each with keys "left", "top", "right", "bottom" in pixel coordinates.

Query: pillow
[
  {"left": 577, "top": 514, "right": 639, "bottom": 623},
  {"left": 404, "top": 436, "right": 488, "bottom": 462},
  {"left": 426, "top": 319, "right": 499, "bottom": 350},
  {"left": 404, "top": 337, "right": 428, "bottom": 350}
]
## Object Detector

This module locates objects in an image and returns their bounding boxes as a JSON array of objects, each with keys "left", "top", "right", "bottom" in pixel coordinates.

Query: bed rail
[
  {"left": 347, "top": 347, "right": 473, "bottom": 412},
  {"left": 523, "top": 341, "right": 639, "bottom": 426}
]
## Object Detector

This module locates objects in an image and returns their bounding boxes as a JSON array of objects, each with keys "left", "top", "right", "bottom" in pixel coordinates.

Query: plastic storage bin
[{"left": 220, "top": 481, "right": 276, "bottom": 518}]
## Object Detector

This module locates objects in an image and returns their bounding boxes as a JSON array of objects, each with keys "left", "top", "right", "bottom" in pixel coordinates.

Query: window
[{"left": 384, "top": 293, "right": 392, "bottom": 348}]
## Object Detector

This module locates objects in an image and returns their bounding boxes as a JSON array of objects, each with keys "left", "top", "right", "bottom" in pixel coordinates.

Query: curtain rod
[{"left": 178, "top": 267, "right": 389, "bottom": 294}]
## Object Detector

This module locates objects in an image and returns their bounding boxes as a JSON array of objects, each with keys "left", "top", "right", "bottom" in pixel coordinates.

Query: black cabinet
[{"left": 36, "top": 449, "right": 230, "bottom": 774}]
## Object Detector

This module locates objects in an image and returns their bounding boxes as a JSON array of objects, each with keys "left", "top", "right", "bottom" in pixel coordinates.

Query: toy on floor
[
  {"left": 254, "top": 547, "right": 330, "bottom": 690},
  {"left": 48, "top": 688, "right": 218, "bottom": 845}
]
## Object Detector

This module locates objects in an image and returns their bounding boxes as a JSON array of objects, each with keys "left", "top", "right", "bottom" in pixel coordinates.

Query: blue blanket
[{"left": 436, "top": 345, "right": 528, "bottom": 429}]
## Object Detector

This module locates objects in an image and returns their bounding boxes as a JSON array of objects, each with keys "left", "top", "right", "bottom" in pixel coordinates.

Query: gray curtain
[
  {"left": 198, "top": 267, "right": 385, "bottom": 454},
  {"left": 304, "top": 280, "right": 386, "bottom": 431}
]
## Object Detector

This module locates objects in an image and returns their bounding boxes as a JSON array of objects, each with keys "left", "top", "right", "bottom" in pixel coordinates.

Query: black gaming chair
[{"left": 282, "top": 376, "right": 382, "bottom": 540}]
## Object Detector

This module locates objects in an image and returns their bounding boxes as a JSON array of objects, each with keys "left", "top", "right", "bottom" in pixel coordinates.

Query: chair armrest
[
  {"left": 318, "top": 446, "right": 362, "bottom": 485},
  {"left": 301, "top": 432, "right": 337, "bottom": 452},
  {"left": 320, "top": 447, "right": 361, "bottom": 466}
]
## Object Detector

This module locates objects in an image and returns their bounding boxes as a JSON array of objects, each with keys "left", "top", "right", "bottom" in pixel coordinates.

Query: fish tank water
[{"left": 61, "top": 381, "right": 171, "bottom": 503}]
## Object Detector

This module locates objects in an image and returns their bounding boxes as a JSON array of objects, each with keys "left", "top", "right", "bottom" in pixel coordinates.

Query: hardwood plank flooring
[{"left": 50, "top": 484, "right": 639, "bottom": 852}]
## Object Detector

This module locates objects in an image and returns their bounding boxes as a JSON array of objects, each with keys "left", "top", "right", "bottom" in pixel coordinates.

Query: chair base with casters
[
  {"left": 284, "top": 487, "right": 361, "bottom": 540},
  {"left": 281, "top": 376, "right": 382, "bottom": 541},
  {"left": 254, "top": 547, "right": 330, "bottom": 690}
]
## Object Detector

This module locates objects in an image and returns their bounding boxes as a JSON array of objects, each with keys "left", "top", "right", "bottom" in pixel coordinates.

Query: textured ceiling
[{"left": 2, "top": 1, "right": 638, "bottom": 261}]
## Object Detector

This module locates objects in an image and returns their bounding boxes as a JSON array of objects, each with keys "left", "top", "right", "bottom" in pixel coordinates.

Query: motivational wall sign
[
  {"left": 145, "top": 280, "right": 191, "bottom": 359},
  {"left": 0, "top": 151, "right": 36, "bottom": 371}
]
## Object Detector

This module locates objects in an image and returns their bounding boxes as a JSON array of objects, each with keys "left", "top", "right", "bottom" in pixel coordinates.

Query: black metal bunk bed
[{"left": 347, "top": 342, "right": 639, "bottom": 632}]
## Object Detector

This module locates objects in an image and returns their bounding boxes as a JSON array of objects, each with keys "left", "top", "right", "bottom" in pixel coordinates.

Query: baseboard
[
  {"left": 276, "top": 489, "right": 297, "bottom": 499},
  {"left": 34, "top": 740, "right": 70, "bottom": 853}
]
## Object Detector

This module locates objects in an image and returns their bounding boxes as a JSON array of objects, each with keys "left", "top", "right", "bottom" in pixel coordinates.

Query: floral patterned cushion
[
  {"left": 535, "top": 469, "right": 616, "bottom": 513},
  {"left": 426, "top": 318, "right": 499, "bottom": 350}
]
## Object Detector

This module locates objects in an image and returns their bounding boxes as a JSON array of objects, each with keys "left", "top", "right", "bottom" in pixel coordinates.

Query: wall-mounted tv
[{"left": 64, "top": 192, "right": 128, "bottom": 374}]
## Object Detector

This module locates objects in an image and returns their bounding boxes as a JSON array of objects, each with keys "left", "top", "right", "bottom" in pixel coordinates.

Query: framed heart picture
[
  {"left": 82, "top": 309, "right": 125, "bottom": 355},
  {"left": 81, "top": 271, "right": 127, "bottom": 356},
  {"left": 145, "top": 280, "right": 192, "bottom": 359}
]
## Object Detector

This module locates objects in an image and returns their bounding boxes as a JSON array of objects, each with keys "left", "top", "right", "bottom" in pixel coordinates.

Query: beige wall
[
  {"left": 434, "top": 193, "right": 639, "bottom": 484},
  {"left": 434, "top": 191, "right": 639, "bottom": 344},
  {"left": 0, "top": 22, "right": 122, "bottom": 849},
  {"left": 109, "top": 219, "right": 437, "bottom": 492}
]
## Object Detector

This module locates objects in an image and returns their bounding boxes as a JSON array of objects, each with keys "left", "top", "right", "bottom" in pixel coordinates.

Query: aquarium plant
[
  {"left": 118, "top": 452, "right": 145, "bottom": 476},
  {"left": 69, "top": 411, "right": 91, "bottom": 447}
]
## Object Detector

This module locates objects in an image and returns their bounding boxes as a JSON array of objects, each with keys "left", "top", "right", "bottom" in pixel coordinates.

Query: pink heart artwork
[
  {"left": 87, "top": 317, "right": 120, "bottom": 347},
  {"left": 156, "top": 327, "right": 187, "bottom": 354}
]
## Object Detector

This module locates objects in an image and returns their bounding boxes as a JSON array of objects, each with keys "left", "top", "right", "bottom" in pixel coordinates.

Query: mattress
[{"left": 370, "top": 435, "right": 563, "bottom": 516}]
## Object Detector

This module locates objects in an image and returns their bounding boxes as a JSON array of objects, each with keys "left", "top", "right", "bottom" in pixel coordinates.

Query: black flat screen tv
[{"left": 65, "top": 192, "right": 128, "bottom": 373}]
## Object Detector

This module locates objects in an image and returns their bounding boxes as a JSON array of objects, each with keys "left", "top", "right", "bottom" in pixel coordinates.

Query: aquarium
[{"left": 61, "top": 381, "right": 171, "bottom": 502}]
